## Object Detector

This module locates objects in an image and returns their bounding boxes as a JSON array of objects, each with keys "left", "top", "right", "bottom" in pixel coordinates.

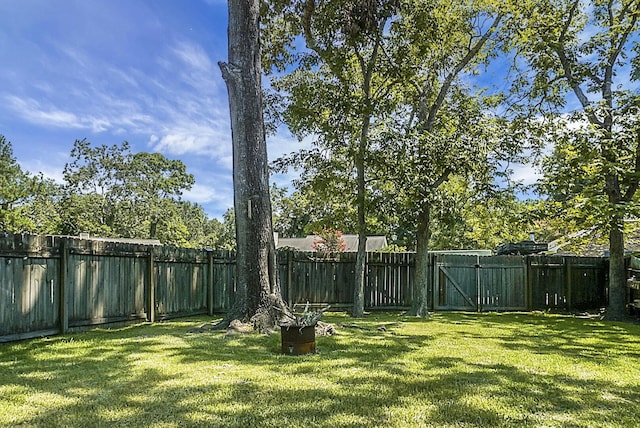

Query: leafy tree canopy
[
  {"left": 506, "top": 0, "right": 640, "bottom": 318},
  {"left": 0, "top": 136, "right": 61, "bottom": 234},
  {"left": 61, "top": 139, "right": 195, "bottom": 242}
]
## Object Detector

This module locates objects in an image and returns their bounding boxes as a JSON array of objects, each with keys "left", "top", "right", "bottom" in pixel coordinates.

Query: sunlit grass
[{"left": 1, "top": 312, "right": 639, "bottom": 427}]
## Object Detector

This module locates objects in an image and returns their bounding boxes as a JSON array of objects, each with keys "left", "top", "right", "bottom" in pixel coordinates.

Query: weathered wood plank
[
  {"left": 59, "top": 240, "right": 68, "bottom": 333},
  {"left": 148, "top": 251, "right": 155, "bottom": 322},
  {"left": 0, "top": 258, "right": 16, "bottom": 335},
  {"left": 0, "top": 261, "right": 6, "bottom": 334}
]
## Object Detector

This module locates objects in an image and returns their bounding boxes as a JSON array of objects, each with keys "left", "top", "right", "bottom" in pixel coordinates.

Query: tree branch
[
  {"left": 424, "top": 13, "right": 503, "bottom": 132},
  {"left": 218, "top": 61, "right": 242, "bottom": 83},
  {"left": 607, "top": 0, "right": 640, "bottom": 74},
  {"left": 431, "top": 167, "right": 453, "bottom": 191},
  {"left": 623, "top": 128, "right": 640, "bottom": 202},
  {"left": 551, "top": 1, "right": 603, "bottom": 126}
]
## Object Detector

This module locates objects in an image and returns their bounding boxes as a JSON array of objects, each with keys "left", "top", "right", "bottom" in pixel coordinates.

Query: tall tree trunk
[
  {"left": 409, "top": 202, "right": 431, "bottom": 317},
  {"left": 352, "top": 110, "right": 370, "bottom": 317},
  {"left": 219, "top": 0, "right": 287, "bottom": 332},
  {"left": 603, "top": 152, "right": 628, "bottom": 320},
  {"left": 352, "top": 158, "right": 367, "bottom": 317},
  {"left": 608, "top": 216, "right": 627, "bottom": 320}
]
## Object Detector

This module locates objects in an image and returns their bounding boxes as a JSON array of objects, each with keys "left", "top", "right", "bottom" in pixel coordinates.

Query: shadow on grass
[
  {"left": 439, "top": 311, "right": 640, "bottom": 361},
  {"left": 1, "top": 313, "right": 639, "bottom": 427}
]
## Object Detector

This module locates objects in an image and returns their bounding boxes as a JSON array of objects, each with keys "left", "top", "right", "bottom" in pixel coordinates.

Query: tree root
[{"left": 315, "top": 321, "right": 336, "bottom": 336}]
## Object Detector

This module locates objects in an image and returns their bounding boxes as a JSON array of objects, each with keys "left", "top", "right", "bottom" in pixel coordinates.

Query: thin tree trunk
[
  {"left": 149, "top": 220, "right": 157, "bottom": 239},
  {"left": 352, "top": 171, "right": 367, "bottom": 317},
  {"left": 352, "top": 109, "right": 370, "bottom": 317},
  {"left": 219, "top": 0, "right": 287, "bottom": 332},
  {"left": 409, "top": 202, "right": 431, "bottom": 317}
]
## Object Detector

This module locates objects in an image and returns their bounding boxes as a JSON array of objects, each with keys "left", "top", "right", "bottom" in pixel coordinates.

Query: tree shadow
[{"left": 1, "top": 313, "right": 639, "bottom": 427}]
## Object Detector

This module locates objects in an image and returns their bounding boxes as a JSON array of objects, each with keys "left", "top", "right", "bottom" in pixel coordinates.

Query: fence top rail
[
  {"left": 0, "top": 233, "right": 612, "bottom": 266},
  {"left": 0, "top": 233, "right": 242, "bottom": 262}
]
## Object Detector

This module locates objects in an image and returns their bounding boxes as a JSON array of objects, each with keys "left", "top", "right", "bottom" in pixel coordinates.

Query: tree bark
[
  {"left": 409, "top": 202, "right": 431, "bottom": 317},
  {"left": 607, "top": 214, "right": 627, "bottom": 320},
  {"left": 219, "top": 0, "right": 288, "bottom": 332},
  {"left": 352, "top": 150, "right": 367, "bottom": 317},
  {"left": 600, "top": 139, "right": 628, "bottom": 320},
  {"left": 351, "top": 102, "right": 371, "bottom": 318}
]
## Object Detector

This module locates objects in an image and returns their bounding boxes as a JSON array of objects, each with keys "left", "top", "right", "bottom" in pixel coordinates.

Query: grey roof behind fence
[{"left": 276, "top": 234, "right": 388, "bottom": 252}]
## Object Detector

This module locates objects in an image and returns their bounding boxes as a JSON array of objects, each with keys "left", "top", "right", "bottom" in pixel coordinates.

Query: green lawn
[{"left": 1, "top": 312, "right": 639, "bottom": 427}]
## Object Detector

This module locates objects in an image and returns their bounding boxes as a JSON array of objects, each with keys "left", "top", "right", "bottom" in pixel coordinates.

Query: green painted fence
[{"left": 0, "top": 233, "right": 609, "bottom": 343}]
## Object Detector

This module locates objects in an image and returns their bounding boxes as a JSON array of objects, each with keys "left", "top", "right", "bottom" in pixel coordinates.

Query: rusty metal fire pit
[{"left": 281, "top": 325, "right": 316, "bottom": 355}]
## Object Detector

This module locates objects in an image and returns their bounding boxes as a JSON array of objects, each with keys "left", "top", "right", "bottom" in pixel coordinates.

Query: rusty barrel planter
[{"left": 281, "top": 325, "right": 316, "bottom": 355}]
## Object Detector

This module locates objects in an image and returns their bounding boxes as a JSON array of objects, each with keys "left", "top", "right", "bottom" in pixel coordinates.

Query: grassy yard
[{"left": 1, "top": 312, "right": 639, "bottom": 427}]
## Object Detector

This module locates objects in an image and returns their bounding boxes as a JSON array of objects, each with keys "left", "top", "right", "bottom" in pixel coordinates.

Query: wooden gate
[
  {"left": 434, "top": 255, "right": 478, "bottom": 311},
  {"left": 434, "top": 255, "right": 527, "bottom": 311}
]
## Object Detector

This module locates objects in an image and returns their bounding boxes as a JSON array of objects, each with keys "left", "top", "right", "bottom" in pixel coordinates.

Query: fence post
[
  {"left": 566, "top": 257, "right": 573, "bottom": 310},
  {"left": 476, "top": 255, "right": 482, "bottom": 313},
  {"left": 431, "top": 253, "right": 439, "bottom": 311},
  {"left": 207, "top": 250, "right": 215, "bottom": 316},
  {"left": 59, "top": 238, "right": 69, "bottom": 334},
  {"left": 430, "top": 254, "right": 437, "bottom": 312},
  {"left": 525, "top": 256, "right": 531, "bottom": 311},
  {"left": 287, "top": 251, "right": 293, "bottom": 305},
  {"left": 147, "top": 249, "right": 155, "bottom": 323}
]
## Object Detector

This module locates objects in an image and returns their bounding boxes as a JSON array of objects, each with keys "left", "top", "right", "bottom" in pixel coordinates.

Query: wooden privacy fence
[
  {"left": 279, "top": 252, "right": 414, "bottom": 309},
  {"left": 0, "top": 233, "right": 608, "bottom": 342},
  {"left": 0, "top": 234, "right": 236, "bottom": 342},
  {"left": 281, "top": 253, "right": 607, "bottom": 312}
]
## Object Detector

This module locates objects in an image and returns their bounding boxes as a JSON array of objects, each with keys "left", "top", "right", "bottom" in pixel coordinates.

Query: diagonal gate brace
[{"left": 440, "top": 266, "right": 477, "bottom": 308}]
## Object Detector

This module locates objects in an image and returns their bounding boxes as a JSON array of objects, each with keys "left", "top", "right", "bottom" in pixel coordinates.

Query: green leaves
[
  {"left": 265, "top": 0, "right": 521, "bottom": 255},
  {"left": 539, "top": 106, "right": 640, "bottom": 234},
  {"left": 0, "top": 136, "right": 60, "bottom": 234},
  {"left": 523, "top": 0, "right": 640, "bottom": 244},
  {"left": 61, "top": 139, "right": 196, "bottom": 242},
  {"left": 0, "top": 136, "right": 234, "bottom": 248},
  {"left": 0, "top": 136, "right": 32, "bottom": 211}
]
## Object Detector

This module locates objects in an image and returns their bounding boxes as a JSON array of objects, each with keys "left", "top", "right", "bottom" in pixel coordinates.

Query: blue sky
[
  {"left": 0, "top": 1, "right": 558, "bottom": 223},
  {"left": 0, "top": 0, "right": 303, "bottom": 220}
]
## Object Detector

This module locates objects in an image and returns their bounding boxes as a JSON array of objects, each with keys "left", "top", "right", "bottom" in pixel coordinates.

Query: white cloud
[
  {"left": 182, "top": 179, "right": 234, "bottom": 219},
  {"left": 511, "top": 163, "right": 541, "bottom": 186},
  {"left": 57, "top": 45, "right": 91, "bottom": 70},
  {"left": 182, "top": 182, "right": 230, "bottom": 205},
  {"left": 0, "top": 3, "right": 238, "bottom": 218},
  {"left": 182, "top": 183, "right": 216, "bottom": 203},
  {"left": 5, "top": 96, "right": 83, "bottom": 129},
  {"left": 171, "top": 40, "right": 214, "bottom": 73},
  {"left": 149, "top": 118, "right": 232, "bottom": 165},
  {"left": 5, "top": 94, "right": 154, "bottom": 134},
  {"left": 153, "top": 132, "right": 201, "bottom": 154},
  {"left": 5, "top": 37, "right": 232, "bottom": 157}
]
